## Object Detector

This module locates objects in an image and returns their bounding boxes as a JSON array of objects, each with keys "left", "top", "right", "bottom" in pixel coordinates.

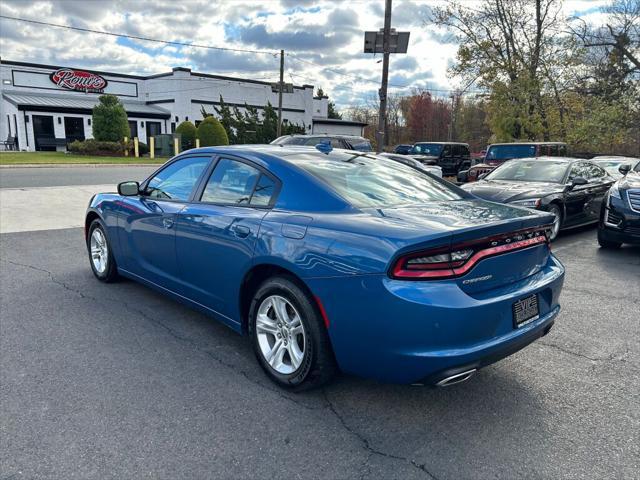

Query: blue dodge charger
[{"left": 85, "top": 145, "right": 565, "bottom": 390}]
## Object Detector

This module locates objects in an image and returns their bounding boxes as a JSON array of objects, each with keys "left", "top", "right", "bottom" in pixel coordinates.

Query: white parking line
[{"left": 0, "top": 184, "right": 114, "bottom": 234}]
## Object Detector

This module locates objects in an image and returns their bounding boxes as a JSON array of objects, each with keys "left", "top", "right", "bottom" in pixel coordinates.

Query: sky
[{"left": 0, "top": 0, "right": 610, "bottom": 110}]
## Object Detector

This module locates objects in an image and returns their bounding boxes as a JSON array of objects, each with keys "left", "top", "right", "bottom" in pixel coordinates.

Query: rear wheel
[
  {"left": 598, "top": 229, "right": 622, "bottom": 249},
  {"left": 248, "top": 276, "right": 336, "bottom": 391},
  {"left": 87, "top": 218, "right": 119, "bottom": 282}
]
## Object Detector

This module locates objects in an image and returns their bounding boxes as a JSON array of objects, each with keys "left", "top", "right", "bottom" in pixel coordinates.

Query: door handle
[
  {"left": 231, "top": 224, "right": 251, "bottom": 238},
  {"left": 162, "top": 217, "right": 174, "bottom": 229}
]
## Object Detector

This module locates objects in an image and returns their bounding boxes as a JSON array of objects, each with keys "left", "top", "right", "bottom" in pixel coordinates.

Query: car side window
[
  {"left": 568, "top": 162, "right": 590, "bottom": 182},
  {"left": 250, "top": 174, "right": 277, "bottom": 206},
  {"left": 200, "top": 158, "right": 275, "bottom": 207},
  {"left": 144, "top": 156, "right": 209, "bottom": 201},
  {"left": 587, "top": 164, "right": 607, "bottom": 181},
  {"left": 461, "top": 145, "right": 470, "bottom": 157}
]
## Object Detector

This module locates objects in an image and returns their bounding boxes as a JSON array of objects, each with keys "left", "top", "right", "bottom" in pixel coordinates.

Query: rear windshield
[
  {"left": 348, "top": 139, "right": 373, "bottom": 152},
  {"left": 412, "top": 143, "right": 443, "bottom": 155},
  {"left": 486, "top": 144, "right": 537, "bottom": 160},
  {"left": 486, "top": 160, "right": 568, "bottom": 183},
  {"left": 295, "top": 152, "right": 463, "bottom": 208},
  {"left": 271, "top": 137, "right": 308, "bottom": 145}
]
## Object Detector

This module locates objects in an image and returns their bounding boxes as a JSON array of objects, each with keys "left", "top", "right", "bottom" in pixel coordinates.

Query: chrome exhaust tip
[{"left": 436, "top": 369, "right": 476, "bottom": 387}]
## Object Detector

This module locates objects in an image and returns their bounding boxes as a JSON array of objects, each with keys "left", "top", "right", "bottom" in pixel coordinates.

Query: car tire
[
  {"left": 87, "top": 218, "right": 119, "bottom": 282},
  {"left": 248, "top": 276, "right": 337, "bottom": 391},
  {"left": 597, "top": 229, "right": 622, "bottom": 249},
  {"left": 547, "top": 204, "right": 562, "bottom": 241}
]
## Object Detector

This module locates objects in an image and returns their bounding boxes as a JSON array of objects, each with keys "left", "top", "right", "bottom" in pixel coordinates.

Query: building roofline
[{"left": 1, "top": 59, "right": 314, "bottom": 90}]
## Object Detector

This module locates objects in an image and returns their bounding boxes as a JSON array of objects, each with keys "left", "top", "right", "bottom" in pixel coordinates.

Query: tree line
[{"left": 345, "top": 0, "right": 639, "bottom": 156}]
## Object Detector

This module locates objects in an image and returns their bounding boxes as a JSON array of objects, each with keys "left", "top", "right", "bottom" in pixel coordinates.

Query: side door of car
[
  {"left": 439, "top": 144, "right": 453, "bottom": 175},
  {"left": 584, "top": 163, "right": 614, "bottom": 222},
  {"left": 563, "top": 161, "right": 593, "bottom": 227},
  {"left": 118, "top": 155, "right": 212, "bottom": 290},
  {"left": 174, "top": 156, "right": 280, "bottom": 324}
]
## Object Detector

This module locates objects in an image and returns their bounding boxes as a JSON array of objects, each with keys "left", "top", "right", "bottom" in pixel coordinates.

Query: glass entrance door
[
  {"left": 146, "top": 121, "right": 161, "bottom": 141},
  {"left": 32, "top": 115, "right": 55, "bottom": 151},
  {"left": 64, "top": 117, "right": 85, "bottom": 143}
]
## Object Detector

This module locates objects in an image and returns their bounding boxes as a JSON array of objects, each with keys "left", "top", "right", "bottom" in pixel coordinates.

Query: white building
[{"left": 0, "top": 59, "right": 365, "bottom": 151}]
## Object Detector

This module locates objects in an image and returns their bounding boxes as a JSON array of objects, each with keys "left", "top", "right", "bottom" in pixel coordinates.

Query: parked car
[
  {"left": 410, "top": 142, "right": 471, "bottom": 176},
  {"left": 393, "top": 144, "right": 413, "bottom": 155},
  {"left": 590, "top": 156, "right": 640, "bottom": 180},
  {"left": 459, "top": 142, "right": 568, "bottom": 183},
  {"left": 597, "top": 162, "right": 640, "bottom": 248},
  {"left": 462, "top": 157, "right": 614, "bottom": 240},
  {"left": 379, "top": 152, "right": 443, "bottom": 177},
  {"left": 271, "top": 134, "right": 373, "bottom": 152},
  {"left": 86, "top": 145, "right": 564, "bottom": 390}
]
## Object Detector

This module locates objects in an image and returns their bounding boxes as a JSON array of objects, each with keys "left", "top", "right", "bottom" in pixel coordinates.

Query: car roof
[
  {"left": 488, "top": 142, "right": 567, "bottom": 146},
  {"left": 280, "top": 134, "right": 367, "bottom": 139},
  {"left": 508, "top": 156, "right": 576, "bottom": 163},
  {"left": 413, "top": 141, "right": 468, "bottom": 145}
]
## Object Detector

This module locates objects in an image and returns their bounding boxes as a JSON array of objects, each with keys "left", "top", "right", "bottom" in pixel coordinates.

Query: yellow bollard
[
  {"left": 149, "top": 137, "right": 154, "bottom": 159},
  {"left": 174, "top": 137, "right": 179, "bottom": 156},
  {"left": 195, "top": 138, "right": 200, "bottom": 148},
  {"left": 134, "top": 137, "right": 139, "bottom": 158},
  {"left": 124, "top": 136, "right": 129, "bottom": 156}
]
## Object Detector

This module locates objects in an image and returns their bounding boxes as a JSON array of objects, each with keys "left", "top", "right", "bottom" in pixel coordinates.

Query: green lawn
[{"left": 0, "top": 151, "right": 167, "bottom": 165}]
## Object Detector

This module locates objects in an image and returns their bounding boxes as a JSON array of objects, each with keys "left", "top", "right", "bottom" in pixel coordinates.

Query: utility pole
[
  {"left": 277, "top": 49, "right": 284, "bottom": 137},
  {"left": 376, "top": 0, "right": 392, "bottom": 153}
]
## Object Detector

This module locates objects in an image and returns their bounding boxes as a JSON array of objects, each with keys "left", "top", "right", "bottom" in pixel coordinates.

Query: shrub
[
  {"left": 124, "top": 140, "right": 149, "bottom": 156},
  {"left": 68, "top": 139, "right": 124, "bottom": 156},
  {"left": 91, "top": 94, "right": 130, "bottom": 142},
  {"left": 175, "top": 121, "right": 197, "bottom": 150},
  {"left": 197, "top": 116, "right": 229, "bottom": 146}
]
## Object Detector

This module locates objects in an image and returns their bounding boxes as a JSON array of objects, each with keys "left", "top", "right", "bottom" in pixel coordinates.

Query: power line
[{"left": 0, "top": 15, "right": 279, "bottom": 56}]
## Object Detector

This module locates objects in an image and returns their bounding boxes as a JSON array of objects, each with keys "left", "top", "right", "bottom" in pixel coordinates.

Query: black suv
[
  {"left": 271, "top": 134, "right": 373, "bottom": 152},
  {"left": 410, "top": 142, "right": 471, "bottom": 176}
]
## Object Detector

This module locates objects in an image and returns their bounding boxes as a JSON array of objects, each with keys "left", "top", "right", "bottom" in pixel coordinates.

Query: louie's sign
[{"left": 50, "top": 68, "right": 108, "bottom": 93}]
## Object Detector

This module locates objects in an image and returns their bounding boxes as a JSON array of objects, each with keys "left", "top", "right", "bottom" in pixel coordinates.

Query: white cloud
[{"left": 0, "top": 0, "right": 607, "bottom": 108}]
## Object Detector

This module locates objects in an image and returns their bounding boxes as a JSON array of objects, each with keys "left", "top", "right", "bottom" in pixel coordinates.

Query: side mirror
[
  {"left": 618, "top": 164, "right": 631, "bottom": 175},
  {"left": 457, "top": 170, "right": 469, "bottom": 183},
  {"left": 567, "top": 177, "right": 588, "bottom": 189},
  {"left": 118, "top": 181, "right": 140, "bottom": 196}
]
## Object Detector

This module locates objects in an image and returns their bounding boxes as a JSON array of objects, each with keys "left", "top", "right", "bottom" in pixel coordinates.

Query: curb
[{"left": 0, "top": 163, "right": 163, "bottom": 169}]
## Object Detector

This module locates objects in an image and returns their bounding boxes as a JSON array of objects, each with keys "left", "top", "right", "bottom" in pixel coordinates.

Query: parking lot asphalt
[{"left": 1, "top": 222, "right": 638, "bottom": 479}]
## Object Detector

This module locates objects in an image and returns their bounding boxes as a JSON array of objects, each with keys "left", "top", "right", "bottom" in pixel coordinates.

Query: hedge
[
  {"left": 68, "top": 139, "right": 125, "bottom": 156},
  {"left": 197, "top": 116, "right": 229, "bottom": 146},
  {"left": 176, "top": 121, "right": 197, "bottom": 150}
]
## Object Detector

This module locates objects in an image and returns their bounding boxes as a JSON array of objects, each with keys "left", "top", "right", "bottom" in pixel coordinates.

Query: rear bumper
[
  {"left": 418, "top": 307, "right": 557, "bottom": 385},
  {"left": 308, "top": 252, "right": 565, "bottom": 384}
]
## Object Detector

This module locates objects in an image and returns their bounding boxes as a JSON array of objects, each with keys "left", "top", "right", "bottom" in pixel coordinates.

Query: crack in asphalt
[
  {"left": 2, "top": 259, "right": 321, "bottom": 412},
  {"left": 322, "top": 389, "right": 440, "bottom": 480},
  {"left": 538, "top": 340, "right": 633, "bottom": 365},
  {"left": 561, "top": 286, "right": 640, "bottom": 304},
  {"left": 5, "top": 257, "right": 446, "bottom": 476}
]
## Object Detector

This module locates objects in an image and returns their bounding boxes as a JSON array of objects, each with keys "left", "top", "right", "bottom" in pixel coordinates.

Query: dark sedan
[
  {"left": 598, "top": 162, "right": 640, "bottom": 248},
  {"left": 462, "top": 157, "right": 615, "bottom": 240}
]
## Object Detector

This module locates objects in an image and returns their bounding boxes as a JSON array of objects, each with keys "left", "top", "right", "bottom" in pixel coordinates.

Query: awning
[{"left": 2, "top": 91, "right": 171, "bottom": 119}]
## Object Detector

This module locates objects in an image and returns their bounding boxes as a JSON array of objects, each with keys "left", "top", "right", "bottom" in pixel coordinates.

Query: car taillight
[{"left": 390, "top": 227, "right": 550, "bottom": 280}]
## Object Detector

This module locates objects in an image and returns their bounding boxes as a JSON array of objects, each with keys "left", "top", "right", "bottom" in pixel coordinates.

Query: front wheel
[
  {"left": 547, "top": 204, "right": 562, "bottom": 241},
  {"left": 87, "top": 218, "right": 119, "bottom": 282},
  {"left": 597, "top": 229, "right": 622, "bottom": 249},
  {"left": 248, "top": 277, "right": 337, "bottom": 391}
]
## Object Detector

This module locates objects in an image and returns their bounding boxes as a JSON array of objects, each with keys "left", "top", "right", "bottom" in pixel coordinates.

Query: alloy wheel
[
  {"left": 90, "top": 228, "right": 108, "bottom": 274},
  {"left": 255, "top": 295, "right": 306, "bottom": 375}
]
